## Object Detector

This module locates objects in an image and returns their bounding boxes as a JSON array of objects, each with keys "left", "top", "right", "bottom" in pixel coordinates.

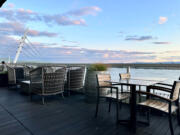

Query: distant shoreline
[
  {"left": 108, "top": 63, "right": 180, "bottom": 70},
  {"left": 12, "top": 62, "right": 180, "bottom": 70}
]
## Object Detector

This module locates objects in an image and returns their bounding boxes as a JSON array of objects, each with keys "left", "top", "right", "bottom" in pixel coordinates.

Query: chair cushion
[
  {"left": 106, "top": 92, "right": 130, "bottom": 100},
  {"left": 138, "top": 99, "right": 177, "bottom": 113}
]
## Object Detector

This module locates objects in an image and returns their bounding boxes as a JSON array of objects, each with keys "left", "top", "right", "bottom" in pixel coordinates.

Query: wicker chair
[
  {"left": 7, "top": 66, "right": 25, "bottom": 87},
  {"left": 95, "top": 73, "right": 130, "bottom": 119},
  {"left": 23, "top": 66, "right": 34, "bottom": 80},
  {"left": 66, "top": 66, "right": 86, "bottom": 96},
  {"left": 138, "top": 81, "right": 180, "bottom": 135},
  {"left": 0, "top": 65, "right": 4, "bottom": 72},
  {"left": 30, "top": 66, "right": 66, "bottom": 104},
  {"left": 7, "top": 66, "right": 16, "bottom": 86}
]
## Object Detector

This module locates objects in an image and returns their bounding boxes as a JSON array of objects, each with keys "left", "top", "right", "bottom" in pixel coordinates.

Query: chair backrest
[
  {"left": 67, "top": 66, "right": 85, "bottom": 91},
  {"left": 30, "top": 67, "right": 43, "bottom": 83},
  {"left": 15, "top": 67, "right": 25, "bottom": 81},
  {"left": 30, "top": 66, "right": 66, "bottom": 94},
  {"left": 0, "top": 65, "right": 4, "bottom": 72},
  {"left": 96, "top": 73, "right": 111, "bottom": 87},
  {"left": 24, "top": 66, "right": 34, "bottom": 80},
  {"left": 43, "top": 67, "right": 66, "bottom": 93},
  {"left": 119, "top": 73, "right": 131, "bottom": 79},
  {"left": 44, "top": 67, "right": 54, "bottom": 73},
  {"left": 7, "top": 66, "right": 16, "bottom": 85},
  {"left": 171, "top": 81, "right": 180, "bottom": 101}
]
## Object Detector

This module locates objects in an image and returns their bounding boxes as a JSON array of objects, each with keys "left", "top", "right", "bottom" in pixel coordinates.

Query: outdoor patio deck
[{"left": 0, "top": 87, "right": 179, "bottom": 135}]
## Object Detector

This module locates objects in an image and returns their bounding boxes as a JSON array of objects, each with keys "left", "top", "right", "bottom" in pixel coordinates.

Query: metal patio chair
[
  {"left": 138, "top": 81, "right": 180, "bottom": 135},
  {"left": 95, "top": 73, "right": 130, "bottom": 120}
]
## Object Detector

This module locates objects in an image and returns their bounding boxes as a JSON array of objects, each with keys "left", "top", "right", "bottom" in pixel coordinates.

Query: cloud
[
  {"left": 103, "top": 53, "right": 109, "bottom": 58},
  {"left": 43, "top": 15, "right": 86, "bottom": 26},
  {"left": 0, "top": 35, "right": 18, "bottom": 46},
  {"left": 1, "top": 36, "right": 179, "bottom": 63},
  {"left": 0, "top": 8, "right": 40, "bottom": 22},
  {"left": 152, "top": 42, "right": 170, "bottom": 45},
  {"left": 125, "top": 35, "right": 153, "bottom": 41},
  {"left": 0, "top": 21, "right": 58, "bottom": 37},
  {"left": 67, "top": 6, "right": 101, "bottom": 16},
  {"left": 0, "top": 6, "right": 101, "bottom": 26},
  {"left": 7, "top": 3, "right": 15, "bottom": 8},
  {"left": 158, "top": 16, "right": 168, "bottom": 24}
]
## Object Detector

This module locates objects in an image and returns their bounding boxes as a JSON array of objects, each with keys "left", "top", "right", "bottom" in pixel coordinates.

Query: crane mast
[{"left": 13, "top": 31, "right": 28, "bottom": 64}]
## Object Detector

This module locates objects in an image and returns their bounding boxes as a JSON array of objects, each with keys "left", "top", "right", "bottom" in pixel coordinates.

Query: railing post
[{"left": 127, "top": 66, "right": 130, "bottom": 74}]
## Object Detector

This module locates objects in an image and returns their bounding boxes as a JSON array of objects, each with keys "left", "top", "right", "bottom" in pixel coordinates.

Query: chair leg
[
  {"left": 119, "top": 101, "right": 122, "bottom": 110},
  {"left": 61, "top": 93, "right": 64, "bottom": 99},
  {"left": 68, "top": 90, "right": 70, "bottom": 96},
  {"left": 147, "top": 108, "right": 150, "bottom": 126},
  {"left": 168, "top": 112, "right": 174, "bottom": 135},
  {"left": 95, "top": 97, "right": 99, "bottom": 118},
  {"left": 177, "top": 108, "right": 180, "bottom": 126},
  {"left": 116, "top": 100, "right": 119, "bottom": 123},
  {"left": 42, "top": 96, "right": 45, "bottom": 105},
  {"left": 108, "top": 98, "right": 112, "bottom": 112},
  {"left": 176, "top": 100, "right": 180, "bottom": 125},
  {"left": 30, "top": 94, "right": 32, "bottom": 101},
  {"left": 139, "top": 86, "right": 142, "bottom": 102}
]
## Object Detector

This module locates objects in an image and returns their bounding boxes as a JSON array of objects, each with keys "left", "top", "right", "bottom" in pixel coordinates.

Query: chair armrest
[
  {"left": 155, "top": 83, "right": 173, "bottom": 87},
  {"left": 96, "top": 86, "right": 118, "bottom": 90},
  {"left": 137, "top": 91, "right": 172, "bottom": 103},
  {"left": 148, "top": 85, "right": 172, "bottom": 93}
]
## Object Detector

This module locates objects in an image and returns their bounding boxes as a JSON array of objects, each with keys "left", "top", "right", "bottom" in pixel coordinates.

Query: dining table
[{"left": 111, "top": 77, "right": 166, "bottom": 133}]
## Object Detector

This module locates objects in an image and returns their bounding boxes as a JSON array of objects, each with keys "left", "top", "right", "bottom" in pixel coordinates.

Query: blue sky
[{"left": 0, "top": 0, "right": 180, "bottom": 63}]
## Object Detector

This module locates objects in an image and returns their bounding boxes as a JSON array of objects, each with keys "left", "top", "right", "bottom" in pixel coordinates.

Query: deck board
[{"left": 0, "top": 87, "right": 179, "bottom": 135}]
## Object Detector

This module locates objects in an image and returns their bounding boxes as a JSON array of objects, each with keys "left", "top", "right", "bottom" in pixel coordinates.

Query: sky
[{"left": 0, "top": 0, "right": 180, "bottom": 63}]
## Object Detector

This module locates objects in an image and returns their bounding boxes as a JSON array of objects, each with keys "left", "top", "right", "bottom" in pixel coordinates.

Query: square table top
[{"left": 111, "top": 77, "right": 166, "bottom": 86}]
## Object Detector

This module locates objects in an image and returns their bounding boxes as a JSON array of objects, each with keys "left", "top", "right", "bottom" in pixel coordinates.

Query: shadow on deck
[{"left": 0, "top": 87, "right": 179, "bottom": 135}]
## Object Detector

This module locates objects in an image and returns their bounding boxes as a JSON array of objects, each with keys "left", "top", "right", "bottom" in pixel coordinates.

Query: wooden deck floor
[{"left": 0, "top": 87, "right": 179, "bottom": 135}]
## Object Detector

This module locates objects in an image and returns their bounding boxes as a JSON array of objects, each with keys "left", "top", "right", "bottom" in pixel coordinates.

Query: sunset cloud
[
  {"left": 7, "top": 3, "right": 15, "bottom": 8},
  {"left": 125, "top": 35, "right": 154, "bottom": 41},
  {"left": 0, "top": 21, "right": 58, "bottom": 37},
  {"left": 67, "top": 6, "right": 101, "bottom": 16},
  {"left": 158, "top": 16, "right": 168, "bottom": 24},
  {"left": 152, "top": 42, "right": 170, "bottom": 45},
  {"left": 0, "top": 6, "right": 101, "bottom": 26},
  {"left": 43, "top": 15, "right": 86, "bottom": 26}
]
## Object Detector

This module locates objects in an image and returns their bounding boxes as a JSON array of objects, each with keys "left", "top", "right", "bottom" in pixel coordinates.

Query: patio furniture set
[
  {"left": 95, "top": 73, "right": 180, "bottom": 135},
  {"left": 6, "top": 65, "right": 86, "bottom": 104},
  {"left": 3, "top": 65, "right": 180, "bottom": 135}
]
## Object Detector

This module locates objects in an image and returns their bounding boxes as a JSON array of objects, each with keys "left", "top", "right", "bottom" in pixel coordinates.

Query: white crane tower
[{"left": 13, "top": 30, "right": 28, "bottom": 64}]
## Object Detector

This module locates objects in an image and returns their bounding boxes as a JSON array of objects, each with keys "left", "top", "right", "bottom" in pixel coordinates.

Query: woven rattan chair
[
  {"left": 30, "top": 66, "right": 66, "bottom": 104},
  {"left": 7, "top": 65, "right": 25, "bottom": 85},
  {"left": 0, "top": 65, "right": 3, "bottom": 72},
  {"left": 138, "top": 81, "right": 180, "bottom": 135},
  {"left": 7, "top": 66, "right": 16, "bottom": 86},
  {"left": 95, "top": 73, "right": 130, "bottom": 119},
  {"left": 23, "top": 66, "right": 34, "bottom": 80},
  {"left": 66, "top": 66, "right": 86, "bottom": 96}
]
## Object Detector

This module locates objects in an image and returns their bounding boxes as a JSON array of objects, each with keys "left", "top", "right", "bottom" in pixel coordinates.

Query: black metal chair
[
  {"left": 137, "top": 81, "right": 180, "bottom": 135},
  {"left": 30, "top": 66, "right": 66, "bottom": 104},
  {"left": 95, "top": 73, "right": 130, "bottom": 120}
]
